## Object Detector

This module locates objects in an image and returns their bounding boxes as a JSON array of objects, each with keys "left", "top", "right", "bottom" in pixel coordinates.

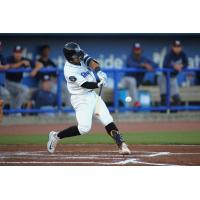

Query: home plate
[{"left": 114, "top": 158, "right": 172, "bottom": 166}]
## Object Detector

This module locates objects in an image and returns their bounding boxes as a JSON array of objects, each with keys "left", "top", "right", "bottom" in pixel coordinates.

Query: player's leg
[
  {"left": 5, "top": 80, "right": 18, "bottom": 109},
  {"left": 57, "top": 102, "right": 94, "bottom": 138},
  {"left": 5, "top": 81, "right": 29, "bottom": 110},
  {"left": 15, "top": 84, "right": 29, "bottom": 109},
  {"left": 0, "top": 86, "right": 10, "bottom": 103},
  {"left": 119, "top": 77, "right": 139, "bottom": 105},
  {"left": 171, "top": 77, "right": 181, "bottom": 105},
  {"left": 94, "top": 96, "right": 131, "bottom": 155},
  {"left": 47, "top": 125, "right": 81, "bottom": 153},
  {"left": 47, "top": 94, "right": 94, "bottom": 153},
  {"left": 158, "top": 74, "right": 167, "bottom": 106},
  {"left": 125, "top": 77, "right": 139, "bottom": 103}
]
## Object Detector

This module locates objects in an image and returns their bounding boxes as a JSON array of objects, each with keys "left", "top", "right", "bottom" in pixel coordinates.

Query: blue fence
[{"left": 1, "top": 67, "right": 200, "bottom": 114}]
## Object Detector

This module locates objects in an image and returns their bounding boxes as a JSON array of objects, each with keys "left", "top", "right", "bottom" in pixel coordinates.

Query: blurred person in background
[
  {"left": 5, "top": 45, "right": 33, "bottom": 112},
  {"left": 30, "top": 44, "right": 56, "bottom": 80},
  {"left": 27, "top": 75, "right": 56, "bottom": 116},
  {"left": 0, "top": 41, "right": 9, "bottom": 70},
  {"left": 31, "top": 44, "right": 70, "bottom": 107},
  {"left": 119, "top": 43, "right": 156, "bottom": 107},
  {"left": 0, "top": 41, "right": 10, "bottom": 103},
  {"left": 0, "top": 42, "right": 6, "bottom": 120},
  {"left": 195, "top": 67, "right": 200, "bottom": 85},
  {"left": 0, "top": 47, "right": 10, "bottom": 103},
  {"left": 158, "top": 40, "right": 188, "bottom": 106}
]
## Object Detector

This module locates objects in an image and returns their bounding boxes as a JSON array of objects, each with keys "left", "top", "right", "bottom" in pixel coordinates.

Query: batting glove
[
  {"left": 97, "top": 78, "right": 106, "bottom": 87},
  {"left": 97, "top": 71, "right": 107, "bottom": 82}
]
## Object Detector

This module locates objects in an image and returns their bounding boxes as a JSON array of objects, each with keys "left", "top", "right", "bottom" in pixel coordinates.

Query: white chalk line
[
  {"left": 0, "top": 161, "right": 113, "bottom": 165},
  {"left": 147, "top": 152, "right": 171, "bottom": 157},
  {"left": 0, "top": 152, "right": 191, "bottom": 160},
  {"left": 1, "top": 152, "right": 199, "bottom": 162},
  {"left": 0, "top": 148, "right": 200, "bottom": 166},
  {"left": 114, "top": 159, "right": 174, "bottom": 166},
  {"left": 0, "top": 156, "right": 126, "bottom": 161},
  {"left": 135, "top": 144, "right": 200, "bottom": 147},
  {"left": 0, "top": 151, "right": 200, "bottom": 158},
  {"left": 0, "top": 160, "right": 175, "bottom": 166},
  {"left": 0, "top": 159, "right": 179, "bottom": 166},
  {"left": 0, "top": 151, "right": 123, "bottom": 156}
]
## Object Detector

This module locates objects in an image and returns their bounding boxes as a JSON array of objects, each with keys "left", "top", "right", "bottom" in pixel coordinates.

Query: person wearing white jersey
[{"left": 47, "top": 42, "right": 131, "bottom": 155}]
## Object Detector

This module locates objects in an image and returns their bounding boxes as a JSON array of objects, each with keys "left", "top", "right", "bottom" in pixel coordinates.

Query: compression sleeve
[
  {"left": 81, "top": 82, "right": 99, "bottom": 89},
  {"left": 83, "top": 54, "right": 93, "bottom": 66}
]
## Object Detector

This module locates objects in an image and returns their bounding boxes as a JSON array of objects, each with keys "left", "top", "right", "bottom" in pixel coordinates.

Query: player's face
[
  {"left": 42, "top": 80, "right": 51, "bottom": 91},
  {"left": 13, "top": 52, "right": 22, "bottom": 61},
  {"left": 42, "top": 48, "right": 50, "bottom": 57},
  {"left": 172, "top": 46, "right": 182, "bottom": 55},
  {"left": 133, "top": 49, "right": 142, "bottom": 57},
  {"left": 72, "top": 57, "right": 81, "bottom": 64}
]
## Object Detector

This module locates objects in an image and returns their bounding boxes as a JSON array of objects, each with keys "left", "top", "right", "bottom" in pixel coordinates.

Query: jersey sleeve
[{"left": 83, "top": 53, "right": 93, "bottom": 66}]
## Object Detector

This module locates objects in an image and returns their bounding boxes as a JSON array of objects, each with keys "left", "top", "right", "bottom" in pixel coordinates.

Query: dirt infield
[
  {"left": 1, "top": 121, "right": 200, "bottom": 135},
  {"left": 0, "top": 144, "right": 200, "bottom": 166}
]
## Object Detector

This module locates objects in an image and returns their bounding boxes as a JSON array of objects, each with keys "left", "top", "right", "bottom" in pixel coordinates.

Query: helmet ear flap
[
  {"left": 63, "top": 48, "right": 74, "bottom": 62},
  {"left": 77, "top": 50, "right": 84, "bottom": 60},
  {"left": 70, "top": 50, "right": 84, "bottom": 61},
  {"left": 63, "top": 42, "right": 84, "bottom": 62}
]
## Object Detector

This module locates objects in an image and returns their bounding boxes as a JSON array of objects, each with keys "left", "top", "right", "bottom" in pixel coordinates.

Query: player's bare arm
[
  {"left": 88, "top": 59, "right": 100, "bottom": 70},
  {"left": 30, "top": 61, "right": 43, "bottom": 77},
  {"left": 0, "top": 64, "right": 10, "bottom": 70},
  {"left": 9, "top": 60, "right": 26, "bottom": 68}
]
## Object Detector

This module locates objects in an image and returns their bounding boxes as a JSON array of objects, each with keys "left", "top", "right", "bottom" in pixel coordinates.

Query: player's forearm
[
  {"left": 26, "top": 101, "right": 33, "bottom": 109},
  {"left": 30, "top": 62, "right": 43, "bottom": 77},
  {"left": 34, "top": 62, "right": 43, "bottom": 72},
  {"left": 0, "top": 64, "right": 9, "bottom": 70},
  {"left": 83, "top": 54, "right": 103, "bottom": 74},
  {"left": 9, "top": 61, "right": 23, "bottom": 68},
  {"left": 88, "top": 59, "right": 101, "bottom": 71},
  {"left": 81, "top": 82, "right": 99, "bottom": 89}
]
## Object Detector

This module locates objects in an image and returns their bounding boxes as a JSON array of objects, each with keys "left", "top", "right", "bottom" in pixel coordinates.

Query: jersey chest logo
[{"left": 81, "top": 71, "right": 90, "bottom": 78}]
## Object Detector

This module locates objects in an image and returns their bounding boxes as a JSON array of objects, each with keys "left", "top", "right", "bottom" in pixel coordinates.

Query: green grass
[{"left": 0, "top": 131, "right": 200, "bottom": 145}]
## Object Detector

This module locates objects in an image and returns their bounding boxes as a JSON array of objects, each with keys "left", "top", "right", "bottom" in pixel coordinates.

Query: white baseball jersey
[
  {"left": 63, "top": 54, "right": 113, "bottom": 134},
  {"left": 64, "top": 60, "right": 97, "bottom": 95}
]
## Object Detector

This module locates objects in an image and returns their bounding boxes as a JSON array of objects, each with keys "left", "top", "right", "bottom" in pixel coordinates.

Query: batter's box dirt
[{"left": 0, "top": 144, "right": 200, "bottom": 166}]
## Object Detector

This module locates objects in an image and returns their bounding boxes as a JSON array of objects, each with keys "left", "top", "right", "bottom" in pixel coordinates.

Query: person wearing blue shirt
[
  {"left": 27, "top": 75, "right": 56, "bottom": 116},
  {"left": 0, "top": 41, "right": 10, "bottom": 103},
  {"left": 158, "top": 40, "right": 188, "bottom": 106},
  {"left": 119, "top": 43, "right": 155, "bottom": 107}
]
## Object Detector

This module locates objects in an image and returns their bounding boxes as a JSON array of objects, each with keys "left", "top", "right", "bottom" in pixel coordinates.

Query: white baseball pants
[{"left": 71, "top": 91, "right": 113, "bottom": 134}]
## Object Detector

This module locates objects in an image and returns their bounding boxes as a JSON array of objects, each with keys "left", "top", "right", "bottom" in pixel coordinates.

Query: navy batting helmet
[{"left": 63, "top": 42, "right": 84, "bottom": 62}]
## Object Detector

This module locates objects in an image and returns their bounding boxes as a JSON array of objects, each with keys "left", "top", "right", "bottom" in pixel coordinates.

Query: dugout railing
[{"left": 1, "top": 67, "right": 200, "bottom": 114}]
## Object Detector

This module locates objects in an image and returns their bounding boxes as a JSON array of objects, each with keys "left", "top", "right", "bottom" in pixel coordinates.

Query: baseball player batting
[{"left": 47, "top": 42, "right": 131, "bottom": 155}]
